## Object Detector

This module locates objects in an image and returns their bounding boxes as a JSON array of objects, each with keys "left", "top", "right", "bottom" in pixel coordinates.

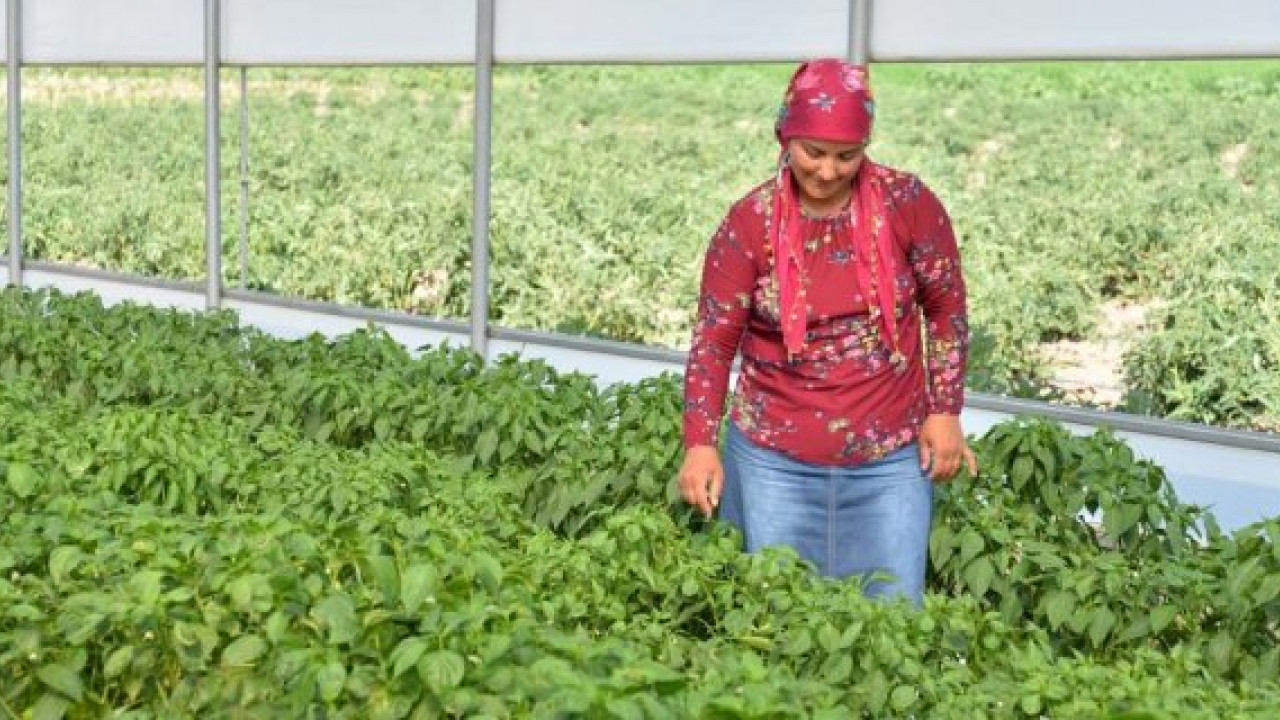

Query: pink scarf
[{"left": 771, "top": 60, "right": 902, "bottom": 364}]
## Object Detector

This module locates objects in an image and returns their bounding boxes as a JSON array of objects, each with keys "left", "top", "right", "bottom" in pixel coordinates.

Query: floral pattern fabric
[{"left": 683, "top": 163, "right": 969, "bottom": 465}]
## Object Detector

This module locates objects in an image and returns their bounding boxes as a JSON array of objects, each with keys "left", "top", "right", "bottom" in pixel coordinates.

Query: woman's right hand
[{"left": 679, "top": 445, "right": 724, "bottom": 518}]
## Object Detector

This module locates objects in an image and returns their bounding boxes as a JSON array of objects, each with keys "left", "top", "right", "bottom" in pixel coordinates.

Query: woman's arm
[
  {"left": 682, "top": 208, "right": 757, "bottom": 449},
  {"left": 904, "top": 179, "right": 975, "bottom": 481},
  {"left": 905, "top": 179, "right": 970, "bottom": 416},
  {"left": 680, "top": 207, "right": 758, "bottom": 515}
]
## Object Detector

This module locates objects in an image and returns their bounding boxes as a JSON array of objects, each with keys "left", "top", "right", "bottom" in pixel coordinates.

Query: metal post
[
  {"left": 6, "top": 0, "right": 23, "bottom": 288},
  {"left": 470, "top": 0, "right": 495, "bottom": 360},
  {"left": 204, "top": 0, "right": 222, "bottom": 309},
  {"left": 848, "top": 0, "right": 871, "bottom": 64},
  {"left": 238, "top": 66, "right": 250, "bottom": 290}
]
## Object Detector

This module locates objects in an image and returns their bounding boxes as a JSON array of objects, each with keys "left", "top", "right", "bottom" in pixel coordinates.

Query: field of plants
[
  {"left": 1, "top": 61, "right": 1278, "bottom": 431},
  {"left": 2, "top": 288, "right": 1280, "bottom": 717}
]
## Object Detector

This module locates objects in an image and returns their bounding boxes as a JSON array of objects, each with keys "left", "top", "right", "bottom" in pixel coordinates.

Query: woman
[{"left": 679, "top": 59, "right": 976, "bottom": 606}]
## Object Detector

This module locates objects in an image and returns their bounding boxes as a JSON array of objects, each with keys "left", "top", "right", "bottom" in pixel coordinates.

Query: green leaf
[
  {"left": 998, "top": 592, "right": 1024, "bottom": 624},
  {"left": 317, "top": 660, "right": 348, "bottom": 703},
  {"left": 473, "top": 552, "right": 504, "bottom": 594},
  {"left": 31, "top": 693, "right": 70, "bottom": 720},
  {"left": 1044, "top": 591, "right": 1075, "bottom": 629},
  {"left": 48, "top": 546, "right": 83, "bottom": 588},
  {"left": 476, "top": 428, "right": 499, "bottom": 466},
  {"left": 1206, "top": 631, "right": 1236, "bottom": 673},
  {"left": 313, "top": 593, "right": 359, "bottom": 645},
  {"left": 401, "top": 564, "right": 438, "bottom": 614},
  {"left": 365, "top": 553, "right": 400, "bottom": 602},
  {"left": 129, "top": 569, "right": 165, "bottom": 605},
  {"left": 890, "top": 685, "right": 919, "bottom": 712},
  {"left": 929, "top": 524, "right": 955, "bottom": 567},
  {"left": 7, "top": 461, "right": 39, "bottom": 499},
  {"left": 55, "top": 606, "right": 103, "bottom": 645},
  {"left": 419, "top": 649, "right": 466, "bottom": 694},
  {"left": 1149, "top": 605, "right": 1179, "bottom": 635},
  {"left": 865, "top": 670, "right": 890, "bottom": 713},
  {"left": 1250, "top": 572, "right": 1280, "bottom": 607},
  {"left": 1031, "top": 443, "right": 1056, "bottom": 483},
  {"left": 821, "top": 653, "right": 853, "bottom": 683},
  {"left": 265, "top": 611, "right": 291, "bottom": 643},
  {"left": 36, "top": 664, "right": 83, "bottom": 701},
  {"left": 546, "top": 687, "right": 594, "bottom": 712},
  {"left": 1104, "top": 503, "right": 1142, "bottom": 539},
  {"left": 1088, "top": 607, "right": 1117, "bottom": 647},
  {"left": 390, "top": 637, "right": 429, "bottom": 679},
  {"left": 221, "top": 635, "right": 268, "bottom": 667},
  {"left": 1010, "top": 456, "right": 1034, "bottom": 488},
  {"left": 963, "top": 556, "right": 995, "bottom": 598},
  {"left": 1227, "top": 556, "right": 1264, "bottom": 602},
  {"left": 227, "top": 573, "right": 262, "bottom": 611},
  {"left": 782, "top": 629, "right": 813, "bottom": 657},
  {"left": 604, "top": 697, "right": 646, "bottom": 720},
  {"left": 817, "top": 623, "right": 841, "bottom": 653},
  {"left": 958, "top": 530, "right": 985, "bottom": 567},
  {"left": 104, "top": 645, "right": 135, "bottom": 678}
]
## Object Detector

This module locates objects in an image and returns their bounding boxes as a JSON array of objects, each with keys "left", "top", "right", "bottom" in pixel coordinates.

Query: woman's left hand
[{"left": 918, "top": 414, "right": 978, "bottom": 482}]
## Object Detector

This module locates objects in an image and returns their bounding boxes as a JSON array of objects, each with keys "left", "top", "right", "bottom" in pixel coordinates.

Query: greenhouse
[{"left": 3, "top": 0, "right": 1280, "bottom": 716}]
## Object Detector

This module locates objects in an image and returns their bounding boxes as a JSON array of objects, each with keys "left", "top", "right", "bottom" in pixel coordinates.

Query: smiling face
[{"left": 786, "top": 137, "right": 867, "bottom": 215}]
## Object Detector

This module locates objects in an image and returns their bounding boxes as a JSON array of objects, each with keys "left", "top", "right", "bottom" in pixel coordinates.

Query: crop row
[{"left": 2, "top": 288, "right": 1280, "bottom": 717}]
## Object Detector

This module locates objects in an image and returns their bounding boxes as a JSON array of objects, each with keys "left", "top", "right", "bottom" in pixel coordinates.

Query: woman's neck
[{"left": 799, "top": 187, "right": 853, "bottom": 218}]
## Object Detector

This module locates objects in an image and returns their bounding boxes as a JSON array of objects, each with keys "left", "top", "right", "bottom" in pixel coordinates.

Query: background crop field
[{"left": 2, "top": 61, "right": 1278, "bottom": 430}]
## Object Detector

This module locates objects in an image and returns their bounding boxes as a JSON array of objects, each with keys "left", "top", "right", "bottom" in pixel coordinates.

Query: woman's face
[{"left": 787, "top": 138, "right": 866, "bottom": 211}]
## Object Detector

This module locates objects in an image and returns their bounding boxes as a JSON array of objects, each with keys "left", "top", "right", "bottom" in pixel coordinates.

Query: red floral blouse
[{"left": 682, "top": 164, "right": 969, "bottom": 465}]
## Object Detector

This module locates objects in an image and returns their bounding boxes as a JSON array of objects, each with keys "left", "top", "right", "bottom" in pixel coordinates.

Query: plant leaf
[
  {"left": 36, "top": 664, "right": 83, "bottom": 701},
  {"left": 419, "top": 649, "right": 466, "bottom": 694},
  {"left": 221, "top": 635, "right": 267, "bottom": 667}
]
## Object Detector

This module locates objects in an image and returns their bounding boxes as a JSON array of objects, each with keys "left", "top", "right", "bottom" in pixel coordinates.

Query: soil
[{"left": 1040, "top": 299, "right": 1159, "bottom": 408}]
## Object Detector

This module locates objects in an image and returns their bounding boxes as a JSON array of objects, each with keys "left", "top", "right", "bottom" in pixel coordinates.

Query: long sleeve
[
  {"left": 682, "top": 209, "right": 758, "bottom": 448},
  {"left": 904, "top": 180, "right": 969, "bottom": 415}
]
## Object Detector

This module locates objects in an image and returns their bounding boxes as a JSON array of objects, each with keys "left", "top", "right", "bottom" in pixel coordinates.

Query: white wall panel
[
  {"left": 221, "top": 0, "right": 475, "bottom": 65},
  {"left": 493, "top": 0, "right": 850, "bottom": 63},
  {"left": 16, "top": 0, "right": 202, "bottom": 65},
  {"left": 2, "top": 0, "right": 1277, "bottom": 65},
  {"left": 1, "top": 0, "right": 475, "bottom": 65},
  {"left": 872, "top": 0, "right": 1280, "bottom": 61}
]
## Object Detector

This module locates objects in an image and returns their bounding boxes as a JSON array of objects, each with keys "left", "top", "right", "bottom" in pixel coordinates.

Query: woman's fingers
[
  {"left": 922, "top": 442, "right": 965, "bottom": 480},
  {"left": 680, "top": 472, "right": 701, "bottom": 508},
  {"left": 691, "top": 468, "right": 718, "bottom": 517},
  {"left": 932, "top": 456, "right": 955, "bottom": 481},
  {"left": 679, "top": 448, "right": 723, "bottom": 518},
  {"left": 680, "top": 467, "right": 720, "bottom": 517},
  {"left": 928, "top": 445, "right": 977, "bottom": 482},
  {"left": 920, "top": 439, "right": 956, "bottom": 481},
  {"left": 922, "top": 443, "right": 964, "bottom": 482}
]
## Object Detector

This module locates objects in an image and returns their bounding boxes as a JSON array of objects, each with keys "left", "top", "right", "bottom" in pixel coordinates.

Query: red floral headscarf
[{"left": 771, "top": 59, "right": 903, "bottom": 366}]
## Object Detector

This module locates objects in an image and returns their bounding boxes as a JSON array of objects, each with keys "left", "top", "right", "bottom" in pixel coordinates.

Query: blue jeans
[{"left": 720, "top": 422, "right": 933, "bottom": 605}]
